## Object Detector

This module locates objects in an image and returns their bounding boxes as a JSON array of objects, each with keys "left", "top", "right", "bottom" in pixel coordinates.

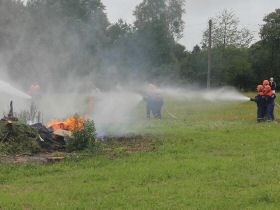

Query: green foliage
[
  {"left": 260, "top": 9, "right": 280, "bottom": 43},
  {"left": 249, "top": 41, "right": 272, "bottom": 82},
  {"left": 66, "top": 120, "right": 97, "bottom": 152},
  {"left": 118, "top": 0, "right": 186, "bottom": 80},
  {"left": 134, "top": 0, "right": 185, "bottom": 39},
  {"left": 256, "top": 9, "right": 280, "bottom": 81},
  {"left": 0, "top": 121, "right": 40, "bottom": 155},
  {"left": 222, "top": 47, "right": 253, "bottom": 88}
]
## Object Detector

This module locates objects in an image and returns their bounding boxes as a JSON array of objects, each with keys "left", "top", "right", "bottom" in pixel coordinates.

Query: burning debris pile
[
  {"left": 0, "top": 102, "right": 96, "bottom": 155},
  {"left": 48, "top": 115, "right": 85, "bottom": 137}
]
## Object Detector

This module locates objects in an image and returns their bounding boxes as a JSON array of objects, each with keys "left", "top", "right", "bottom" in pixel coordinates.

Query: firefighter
[
  {"left": 151, "top": 93, "right": 164, "bottom": 119},
  {"left": 144, "top": 93, "right": 153, "bottom": 119},
  {"left": 27, "top": 83, "right": 41, "bottom": 123},
  {"left": 269, "top": 77, "right": 276, "bottom": 94},
  {"left": 250, "top": 85, "right": 266, "bottom": 122},
  {"left": 27, "top": 84, "right": 41, "bottom": 98},
  {"left": 144, "top": 84, "right": 164, "bottom": 119},
  {"left": 264, "top": 85, "right": 276, "bottom": 122}
]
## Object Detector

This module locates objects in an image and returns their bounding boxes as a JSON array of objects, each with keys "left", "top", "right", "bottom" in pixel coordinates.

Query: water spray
[
  {"left": 0, "top": 80, "right": 31, "bottom": 99},
  {"left": 159, "top": 86, "right": 250, "bottom": 103}
]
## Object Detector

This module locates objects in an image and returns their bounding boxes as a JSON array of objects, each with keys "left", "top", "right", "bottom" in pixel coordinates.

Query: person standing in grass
[
  {"left": 269, "top": 77, "right": 276, "bottom": 94},
  {"left": 251, "top": 85, "right": 266, "bottom": 122},
  {"left": 144, "top": 84, "right": 163, "bottom": 119},
  {"left": 262, "top": 80, "right": 270, "bottom": 119},
  {"left": 264, "top": 85, "right": 276, "bottom": 122}
]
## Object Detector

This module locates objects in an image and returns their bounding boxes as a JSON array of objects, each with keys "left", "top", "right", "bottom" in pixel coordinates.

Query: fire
[{"left": 48, "top": 115, "right": 86, "bottom": 132}]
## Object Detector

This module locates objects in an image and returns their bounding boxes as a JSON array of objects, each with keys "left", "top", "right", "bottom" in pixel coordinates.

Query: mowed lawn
[{"left": 1, "top": 95, "right": 280, "bottom": 210}]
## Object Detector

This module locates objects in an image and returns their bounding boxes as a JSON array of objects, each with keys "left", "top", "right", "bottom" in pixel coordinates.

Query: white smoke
[
  {"left": 0, "top": 78, "right": 250, "bottom": 136},
  {"left": 27, "top": 87, "right": 143, "bottom": 136},
  {"left": 91, "top": 89, "right": 143, "bottom": 136}
]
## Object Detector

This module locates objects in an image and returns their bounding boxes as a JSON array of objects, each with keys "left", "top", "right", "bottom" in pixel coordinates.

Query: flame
[{"left": 48, "top": 115, "right": 86, "bottom": 132}]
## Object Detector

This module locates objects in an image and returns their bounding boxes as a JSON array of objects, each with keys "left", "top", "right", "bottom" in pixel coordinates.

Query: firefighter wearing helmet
[
  {"left": 251, "top": 79, "right": 276, "bottom": 122},
  {"left": 264, "top": 85, "right": 276, "bottom": 122},
  {"left": 250, "top": 85, "right": 266, "bottom": 122}
]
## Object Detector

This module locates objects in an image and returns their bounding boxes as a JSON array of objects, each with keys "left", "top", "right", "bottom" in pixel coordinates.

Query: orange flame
[{"left": 48, "top": 115, "right": 86, "bottom": 132}]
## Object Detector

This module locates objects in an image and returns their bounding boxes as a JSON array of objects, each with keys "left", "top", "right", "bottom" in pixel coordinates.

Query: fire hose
[
  {"left": 250, "top": 98, "right": 280, "bottom": 114},
  {"left": 250, "top": 97, "right": 280, "bottom": 109},
  {"left": 275, "top": 102, "right": 280, "bottom": 109},
  {"left": 163, "top": 107, "right": 178, "bottom": 119}
]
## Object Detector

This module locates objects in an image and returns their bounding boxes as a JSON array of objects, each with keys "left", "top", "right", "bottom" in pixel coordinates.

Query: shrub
[{"left": 66, "top": 120, "right": 97, "bottom": 152}]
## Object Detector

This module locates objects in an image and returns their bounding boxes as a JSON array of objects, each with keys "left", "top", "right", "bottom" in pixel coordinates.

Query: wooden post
[
  {"left": 207, "top": 19, "right": 212, "bottom": 89},
  {"left": 8, "top": 101, "right": 14, "bottom": 118}
]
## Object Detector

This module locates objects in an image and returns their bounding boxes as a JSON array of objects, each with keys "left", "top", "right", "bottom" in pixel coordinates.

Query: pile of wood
[{"left": 31, "top": 123, "right": 66, "bottom": 151}]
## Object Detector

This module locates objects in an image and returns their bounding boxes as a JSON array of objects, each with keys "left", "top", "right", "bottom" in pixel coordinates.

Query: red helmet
[
  {"left": 263, "top": 80, "right": 269, "bottom": 86},
  {"left": 265, "top": 85, "right": 271, "bottom": 92},
  {"left": 257, "top": 85, "right": 263, "bottom": 92}
]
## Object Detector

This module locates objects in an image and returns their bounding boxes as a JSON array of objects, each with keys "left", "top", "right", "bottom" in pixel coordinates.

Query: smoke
[
  {"left": 91, "top": 89, "right": 143, "bottom": 136},
  {"left": 87, "top": 85, "right": 249, "bottom": 135},
  {"left": 0, "top": 77, "right": 250, "bottom": 136}
]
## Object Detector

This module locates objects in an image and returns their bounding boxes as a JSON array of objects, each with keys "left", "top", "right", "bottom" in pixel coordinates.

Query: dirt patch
[
  {"left": 0, "top": 135, "right": 159, "bottom": 164},
  {"left": 100, "top": 135, "right": 158, "bottom": 159},
  {"left": 0, "top": 152, "right": 66, "bottom": 164}
]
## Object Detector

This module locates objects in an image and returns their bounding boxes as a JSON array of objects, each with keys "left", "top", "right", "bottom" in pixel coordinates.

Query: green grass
[{"left": 1, "top": 95, "right": 280, "bottom": 210}]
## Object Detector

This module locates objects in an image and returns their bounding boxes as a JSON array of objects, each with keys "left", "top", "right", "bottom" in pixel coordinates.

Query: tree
[
  {"left": 222, "top": 47, "right": 253, "bottom": 88},
  {"left": 7, "top": 0, "right": 110, "bottom": 88},
  {"left": 106, "top": 19, "right": 133, "bottom": 45},
  {"left": 130, "top": 0, "right": 186, "bottom": 80},
  {"left": 202, "top": 9, "right": 253, "bottom": 48},
  {"left": 252, "top": 8, "right": 280, "bottom": 80},
  {"left": 249, "top": 41, "right": 272, "bottom": 83},
  {"left": 260, "top": 8, "right": 280, "bottom": 45},
  {"left": 166, "top": 0, "right": 185, "bottom": 40},
  {"left": 134, "top": 0, "right": 185, "bottom": 40}
]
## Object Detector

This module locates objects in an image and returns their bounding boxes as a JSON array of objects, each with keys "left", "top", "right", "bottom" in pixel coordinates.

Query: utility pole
[{"left": 207, "top": 19, "right": 212, "bottom": 89}]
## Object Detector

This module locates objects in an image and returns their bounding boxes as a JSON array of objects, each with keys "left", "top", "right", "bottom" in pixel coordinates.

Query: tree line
[{"left": 0, "top": 0, "right": 279, "bottom": 90}]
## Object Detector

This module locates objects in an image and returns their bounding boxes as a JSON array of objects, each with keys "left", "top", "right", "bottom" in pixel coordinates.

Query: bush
[
  {"left": 66, "top": 120, "right": 97, "bottom": 152},
  {"left": 0, "top": 121, "right": 40, "bottom": 155}
]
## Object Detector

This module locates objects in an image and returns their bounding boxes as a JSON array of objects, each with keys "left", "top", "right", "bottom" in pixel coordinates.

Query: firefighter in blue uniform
[
  {"left": 264, "top": 85, "right": 276, "bottom": 122},
  {"left": 250, "top": 85, "right": 266, "bottom": 122}
]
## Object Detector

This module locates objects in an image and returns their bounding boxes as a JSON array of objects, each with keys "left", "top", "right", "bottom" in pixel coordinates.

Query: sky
[{"left": 102, "top": 0, "right": 280, "bottom": 50}]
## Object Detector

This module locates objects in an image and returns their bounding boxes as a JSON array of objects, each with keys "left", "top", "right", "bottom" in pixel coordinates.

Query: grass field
[{"left": 1, "top": 94, "right": 280, "bottom": 210}]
